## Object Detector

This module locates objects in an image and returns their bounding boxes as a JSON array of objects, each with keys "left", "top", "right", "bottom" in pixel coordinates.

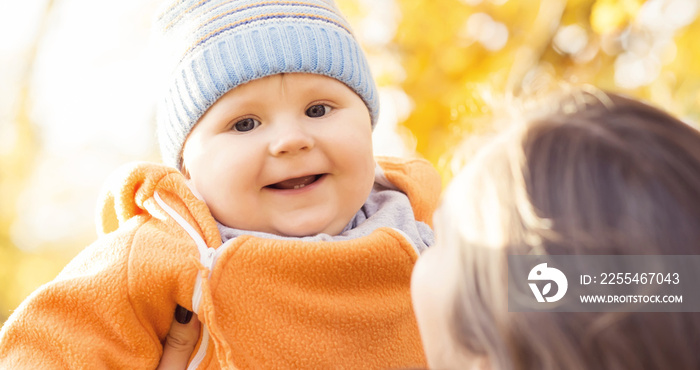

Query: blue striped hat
[{"left": 155, "top": 0, "right": 379, "bottom": 168}]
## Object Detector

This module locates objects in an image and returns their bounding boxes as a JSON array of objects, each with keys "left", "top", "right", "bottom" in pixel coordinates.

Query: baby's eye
[
  {"left": 232, "top": 118, "right": 261, "bottom": 132},
  {"left": 306, "top": 104, "right": 332, "bottom": 118}
]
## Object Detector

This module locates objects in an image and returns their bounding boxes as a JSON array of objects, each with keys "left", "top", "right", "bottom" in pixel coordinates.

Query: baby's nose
[{"left": 268, "top": 122, "right": 315, "bottom": 156}]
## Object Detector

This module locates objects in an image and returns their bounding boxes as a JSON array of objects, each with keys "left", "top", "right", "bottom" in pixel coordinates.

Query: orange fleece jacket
[{"left": 0, "top": 156, "right": 441, "bottom": 369}]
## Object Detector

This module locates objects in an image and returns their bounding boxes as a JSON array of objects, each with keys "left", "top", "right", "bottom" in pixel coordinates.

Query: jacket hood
[
  {"left": 374, "top": 156, "right": 442, "bottom": 227},
  {"left": 96, "top": 162, "right": 221, "bottom": 247}
]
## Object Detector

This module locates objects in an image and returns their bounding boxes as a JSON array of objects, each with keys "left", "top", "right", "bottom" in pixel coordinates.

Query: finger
[
  {"left": 175, "top": 305, "right": 193, "bottom": 324},
  {"left": 157, "top": 306, "right": 201, "bottom": 370}
]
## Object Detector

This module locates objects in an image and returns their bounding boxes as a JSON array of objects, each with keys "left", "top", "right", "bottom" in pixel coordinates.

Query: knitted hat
[{"left": 155, "top": 0, "right": 379, "bottom": 168}]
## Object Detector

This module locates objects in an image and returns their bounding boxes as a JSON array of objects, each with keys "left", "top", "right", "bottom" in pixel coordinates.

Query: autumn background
[{"left": 1, "top": 0, "right": 699, "bottom": 324}]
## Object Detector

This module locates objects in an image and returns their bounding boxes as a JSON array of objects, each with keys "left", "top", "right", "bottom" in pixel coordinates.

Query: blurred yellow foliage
[
  {"left": 393, "top": 0, "right": 700, "bottom": 183},
  {"left": 590, "top": 0, "right": 641, "bottom": 34}
]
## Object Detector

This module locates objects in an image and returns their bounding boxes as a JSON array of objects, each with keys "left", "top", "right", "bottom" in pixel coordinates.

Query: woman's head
[{"left": 412, "top": 90, "right": 700, "bottom": 369}]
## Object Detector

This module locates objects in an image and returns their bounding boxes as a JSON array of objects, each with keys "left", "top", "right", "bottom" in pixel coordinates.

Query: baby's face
[{"left": 182, "top": 73, "right": 375, "bottom": 237}]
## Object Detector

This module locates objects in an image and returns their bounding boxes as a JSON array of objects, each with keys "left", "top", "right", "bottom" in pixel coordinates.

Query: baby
[
  {"left": 412, "top": 90, "right": 700, "bottom": 369},
  {"left": 0, "top": 1, "right": 441, "bottom": 368}
]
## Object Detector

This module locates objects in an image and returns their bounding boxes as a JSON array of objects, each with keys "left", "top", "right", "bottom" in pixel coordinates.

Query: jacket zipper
[{"left": 153, "top": 192, "right": 221, "bottom": 369}]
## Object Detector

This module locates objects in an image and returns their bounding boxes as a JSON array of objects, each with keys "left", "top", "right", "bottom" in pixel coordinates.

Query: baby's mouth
[{"left": 266, "top": 174, "right": 324, "bottom": 190}]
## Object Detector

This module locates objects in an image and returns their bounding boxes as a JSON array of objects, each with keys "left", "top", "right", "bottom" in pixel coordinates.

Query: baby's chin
[
  {"left": 216, "top": 200, "right": 364, "bottom": 238},
  {"left": 217, "top": 214, "right": 352, "bottom": 237},
  {"left": 269, "top": 218, "right": 349, "bottom": 238}
]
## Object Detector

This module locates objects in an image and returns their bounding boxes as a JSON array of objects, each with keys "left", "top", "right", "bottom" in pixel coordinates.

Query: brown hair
[{"left": 438, "top": 90, "right": 700, "bottom": 369}]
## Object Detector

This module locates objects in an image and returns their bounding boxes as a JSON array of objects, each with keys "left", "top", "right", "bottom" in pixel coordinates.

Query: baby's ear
[
  {"left": 180, "top": 164, "right": 205, "bottom": 200},
  {"left": 180, "top": 163, "right": 191, "bottom": 179}
]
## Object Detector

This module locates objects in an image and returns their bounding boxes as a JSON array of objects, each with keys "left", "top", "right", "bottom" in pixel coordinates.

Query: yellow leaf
[{"left": 590, "top": 0, "right": 627, "bottom": 34}]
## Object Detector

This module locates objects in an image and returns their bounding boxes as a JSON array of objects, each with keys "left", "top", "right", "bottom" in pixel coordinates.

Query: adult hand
[{"left": 157, "top": 305, "right": 201, "bottom": 370}]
